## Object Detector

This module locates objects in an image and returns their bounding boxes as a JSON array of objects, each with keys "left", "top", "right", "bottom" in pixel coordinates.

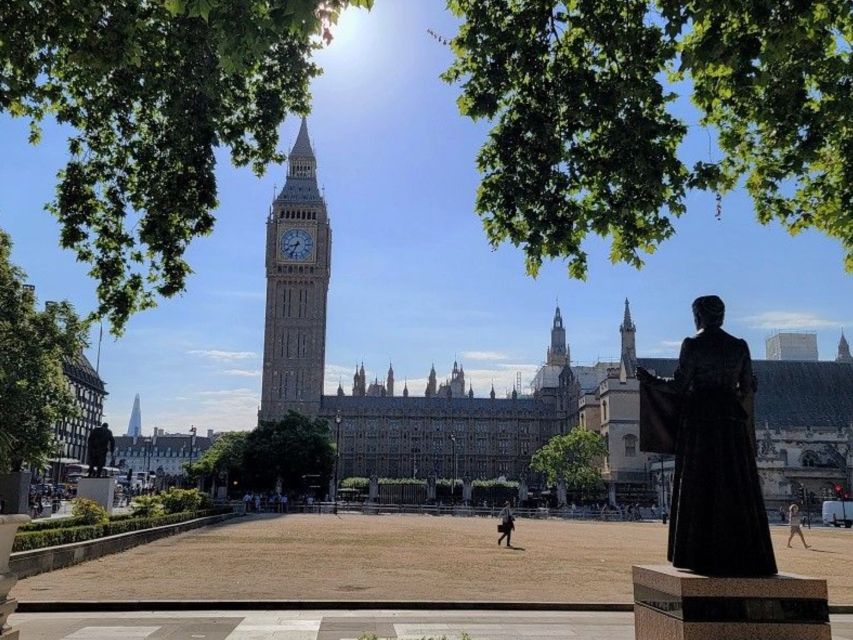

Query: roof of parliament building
[
  {"left": 638, "top": 357, "right": 853, "bottom": 428},
  {"left": 320, "top": 394, "right": 549, "bottom": 416}
]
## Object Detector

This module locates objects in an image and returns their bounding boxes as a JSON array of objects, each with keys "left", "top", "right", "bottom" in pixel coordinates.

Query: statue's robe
[{"left": 640, "top": 327, "right": 776, "bottom": 577}]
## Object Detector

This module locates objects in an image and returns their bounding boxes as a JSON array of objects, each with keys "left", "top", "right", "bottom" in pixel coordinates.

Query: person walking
[
  {"left": 787, "top": 504, "right": 809, "bottom": 548},
  {"left": 497, "top": 501, "right": 515, "bottom": 547}
]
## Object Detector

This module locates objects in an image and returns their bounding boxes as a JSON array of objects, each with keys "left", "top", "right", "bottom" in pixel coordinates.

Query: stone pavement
[{"left": 8, "top": 610, "right": 853, "bottom": 639}]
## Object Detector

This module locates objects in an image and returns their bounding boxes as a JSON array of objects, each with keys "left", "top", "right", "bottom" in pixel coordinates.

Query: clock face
[{"left": 280, "top": 228, "right": 315, "bottom": 262}]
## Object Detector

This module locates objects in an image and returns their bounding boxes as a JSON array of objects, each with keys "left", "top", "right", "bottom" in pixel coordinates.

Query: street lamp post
[
  {"left": 334, "top": 411, "right": 342, "bottom": 514},
  {"left": 189, "top": 426, "right": 197, "bottom": 490},
  {"left": 450, "top": 434, "right": 457, "bottom": 505}
]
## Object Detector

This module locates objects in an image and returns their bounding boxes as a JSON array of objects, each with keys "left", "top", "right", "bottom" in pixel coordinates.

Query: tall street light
[
  {"left": 450, "top": 433, "right": 457, "bottom": 505},
  {"left": 189, "top": 426, "right": 197, "bottom": 490},
  {"left": 334, "top": 411, "right": 342, "bottom": 513}
]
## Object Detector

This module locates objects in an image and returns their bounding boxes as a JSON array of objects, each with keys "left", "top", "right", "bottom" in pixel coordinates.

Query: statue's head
[{"left": 692, "top": 295, "right": 725, "bottom": 331}]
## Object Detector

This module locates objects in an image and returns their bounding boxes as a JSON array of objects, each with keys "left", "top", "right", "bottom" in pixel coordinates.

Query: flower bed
[{"left": 12, "top": 507, "right": 231, "bottom": 552}]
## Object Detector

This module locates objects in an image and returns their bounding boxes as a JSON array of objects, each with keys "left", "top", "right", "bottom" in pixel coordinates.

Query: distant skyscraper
[
  {"left": 765, "top": 332, "right": 819, "bottom": 361},
  {"left": 127, "top": 394, "right": 142, "bottom": 437}
]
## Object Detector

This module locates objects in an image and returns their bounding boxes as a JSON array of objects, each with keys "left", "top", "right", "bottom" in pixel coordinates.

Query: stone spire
[
  {"left": 468, "top": 383, "right": 474, "bottom": 399},
  {"left": 336, "top": 380, "right": 344, "bottom": 397},
  {"left": 403, "top": 380, "right": 409, "bottom": 398},
  {"left": 277, "top": 117, "right": 320, "bottom": 201},
  {"left": 620, "top": 298, "right": 637, "bottom": 375},
  {"left": 490, "top": 382, "right": 496, "bottom": 399},
  {"left": 547, "top": 304, "right": 569, "bottom": 366},
  {"left": 386, "top": 362, "right": 395, "bottom": 397},
  {"left": 426, "top": 364, "right": 437, "bottom": 397},
  {"left": 838, "top": 330, "right": 853, "bottom": 363}
]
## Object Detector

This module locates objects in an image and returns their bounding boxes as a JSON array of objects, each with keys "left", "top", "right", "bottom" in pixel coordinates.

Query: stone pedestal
[
  {"left": 462, "top": 478, "right": 472, "bottom": 504},
  {"left": 368, "top": 475, "right": 379, "bottom": 503},
  {"left": 556, "top": 478, "right": 567, "bottom": 508},
  {"left": 0, "top": 514, "right": 29, "bottom": 640},
  {"left": 633, "top": 565, "right": 831, "bottom": 640},
  {"left": 77, "top": 477, "right": 115, "bottom": 515},
  {"left": 0, "top": 473, "right": 31, "bottom": 515}
]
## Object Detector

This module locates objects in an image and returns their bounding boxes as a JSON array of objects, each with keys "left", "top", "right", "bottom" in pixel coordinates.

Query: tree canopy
[
  {"left": 0, "top": 0, "right": 371, "bottom": 333},
  {"left": 530, "top": 428, "right": 607, "bottom": 496},
  {"left": 242, "top": 411, "right": 335, "bottom": 492},
  {"left": 444, "top": 1, "right": 853, "bottom": 278},
  {"left": 0, "top": 229, "right": 87, "bottom": 472}
]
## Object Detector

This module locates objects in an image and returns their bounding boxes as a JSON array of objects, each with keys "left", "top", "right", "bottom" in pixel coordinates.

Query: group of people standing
[{"left": 242, "top": 491, "right": 290, "bottom": 513}]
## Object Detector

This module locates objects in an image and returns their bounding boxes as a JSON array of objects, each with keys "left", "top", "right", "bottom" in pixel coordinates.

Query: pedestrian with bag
[{"left": 497, "top": 501, "right": 515, "bottom": 547}]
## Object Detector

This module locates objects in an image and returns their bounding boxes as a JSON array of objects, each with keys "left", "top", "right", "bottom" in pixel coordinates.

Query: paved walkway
[{"left": 9, "top": 610, "right": 853, "bottom": 639}]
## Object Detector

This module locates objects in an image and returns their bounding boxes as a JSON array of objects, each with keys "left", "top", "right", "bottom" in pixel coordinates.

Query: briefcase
[{"left": 497, "top": 523, "right": 505, "bottom": 533}]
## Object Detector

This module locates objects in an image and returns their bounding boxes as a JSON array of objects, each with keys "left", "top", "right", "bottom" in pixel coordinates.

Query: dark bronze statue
[
  {"left": 86, "top": 422, "right": 116, "bottom": 478},
  {"left": 637, "top": 295, "right": 777, "bottom": 577}
]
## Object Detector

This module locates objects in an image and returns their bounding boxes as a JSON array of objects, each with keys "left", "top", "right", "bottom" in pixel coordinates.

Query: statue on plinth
[
  {"left": 637, "top": 295, "right": 777, "bottom": 577},
  {"left": 86, "top": 422, "right": 115, "bottom": 478}
]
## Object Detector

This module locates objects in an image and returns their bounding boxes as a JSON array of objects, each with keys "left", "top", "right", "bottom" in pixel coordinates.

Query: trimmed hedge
[{"left": 12, "top": 507, "right": 231, "bottom": 552}]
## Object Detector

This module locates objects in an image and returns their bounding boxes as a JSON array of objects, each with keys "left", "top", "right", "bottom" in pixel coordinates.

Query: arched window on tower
[{"left": 624, "top": 434, "right": 637, "bottom": 457}]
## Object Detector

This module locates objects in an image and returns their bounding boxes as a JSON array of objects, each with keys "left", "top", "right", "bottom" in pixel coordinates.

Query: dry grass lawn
[{"left": 12, "top": 514, "right": 853, "bottom": 603}]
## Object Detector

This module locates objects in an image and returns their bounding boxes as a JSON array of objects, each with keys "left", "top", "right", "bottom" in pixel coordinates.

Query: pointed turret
[
  {"left": 837, "top": 330, "right": 853, "bottom": 363},
  {"left": 277, "top": 117, "right": 321, "bottom": 202},
  {"left": 403, "top": 380, "right": 409, "bottom": 398},
  {"left": 490, "top": 382, "right": 496, "bottom": 400},
  {"left": 386, "top": 362, "right": 395, "bottom": 397},
  {"left": 291, "top": 117, "right": 314, "bottom": 159},
  {"left": 620, "top": 298, "right": 637, "bottom": 376},
  {"left": 425, "top": 364, "right": 437, "bottom": 397},
  {"left": 336, "top": 381, "right": 344, "bottom": 397},
  {"left": 468, "top": 383, "right": 474, "bottom": 399},
  {"left": 547, "top": 304, "right": 569, "bottom": 366}
]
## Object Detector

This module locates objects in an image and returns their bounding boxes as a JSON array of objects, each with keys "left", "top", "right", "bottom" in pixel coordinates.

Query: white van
[{"left": 822, "top": 500, "right": 853, "bottom": 527}]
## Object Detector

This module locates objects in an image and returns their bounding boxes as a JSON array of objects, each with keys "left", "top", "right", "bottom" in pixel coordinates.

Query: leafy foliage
[
  {"left": 13, "top": 507, "right": 231, "bottom": 552},
  {"left": 71, "top": 497, "right": 109, "bottom": 525},
  {"left": 160, "top": 487, "right": 210, "bottom": 514},
  {"left": 185, "top": 430, "right": 247, "bottom": 483},
  {"left": 0, "top": 230, "right": 87, "bottom": 472},
  {"left": 243, "top": 411, "right": 335, "bottom": 491},
  {"left": 444, "top": 1, "right": 853, "bottom": 276},
  {"left": 340, "top": 477, "right": 369, "bottom": 489},
  {"left": 530, "top": 429, "right": 607, "bottom": 496},
  {"left": 131, "top": 494, "right": 164, "bottom": 518},
  {"left": 0, "top": 0, "right": 372, "bottom": 333}
]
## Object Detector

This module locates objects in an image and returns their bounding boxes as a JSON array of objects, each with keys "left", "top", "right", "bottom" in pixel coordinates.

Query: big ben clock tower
[{"left": 260, "top": 118, "right": 330, "bottom": 420}]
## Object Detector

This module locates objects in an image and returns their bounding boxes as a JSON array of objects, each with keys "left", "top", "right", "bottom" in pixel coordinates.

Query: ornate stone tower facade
[
  {"left": 260, "top": 119, "right": 331, "bottom": 420},
  {"left": 547, "top": 306, "right": 569, "bottom": 366}
]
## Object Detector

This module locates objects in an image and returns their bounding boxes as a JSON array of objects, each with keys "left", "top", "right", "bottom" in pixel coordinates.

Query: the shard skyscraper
[{"left": 127, "top": 394, "right": 142, "bottom": 437}]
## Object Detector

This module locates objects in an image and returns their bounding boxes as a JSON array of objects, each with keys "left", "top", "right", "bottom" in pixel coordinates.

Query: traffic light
[
  {"left": 834, "top": 483, "right": 844, "bottom": 498},
  {"left": 799, "top": 486, "right": 806, "bottom": 502}
]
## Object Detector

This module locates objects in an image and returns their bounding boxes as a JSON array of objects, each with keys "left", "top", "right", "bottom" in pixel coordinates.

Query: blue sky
[{"left": 1, "top": 2, "right": 850, "bottom": 433}]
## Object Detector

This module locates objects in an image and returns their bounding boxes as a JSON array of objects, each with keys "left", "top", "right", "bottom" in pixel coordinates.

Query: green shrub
[
  {"left": 18, "top": 516, "right": 89, "bottom": 532},
  {"left": 131, "top": 494, "right": 164, "bottom": 517},
  {"left": 12, "top": 507, "right": 232, "bottom": 552},
  {"left": 13, "top": 524, "right": 104, "bottom": 552},
  {"left": 378, "top": 477, "right": 427, "bottom": 486},
  {"left": 160, "top": 488, "right": 209, "bottom": 514},
  {"left": 71, "top": 498, "right": 109, "bottom": 525},
  {"left": 340, "top": 477, "right": 369, "bottom": 490}
]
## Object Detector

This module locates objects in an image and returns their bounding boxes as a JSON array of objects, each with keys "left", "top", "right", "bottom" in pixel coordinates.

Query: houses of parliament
[{"left": 261, "top": 120, "right": 853, "bottom": 503}]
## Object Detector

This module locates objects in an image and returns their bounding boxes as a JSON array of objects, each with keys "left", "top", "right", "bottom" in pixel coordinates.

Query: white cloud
[
  {"left": 741, "top": 311, "right": 847, "bottom": 330},
  {"left": 644, "top": 340, "right": 683, "bottom": 356},
  {"left": 187, "top": 349, "right": 258, "bottom": 362},
  {"left": 461, "top": 350, "right": 509, "bottom": 361},
  {"left": 222, "top": 369, "right": 262, "bottom": 378},
  {"left": 149, "top": 388, "right": 259, "bottom": 431}
]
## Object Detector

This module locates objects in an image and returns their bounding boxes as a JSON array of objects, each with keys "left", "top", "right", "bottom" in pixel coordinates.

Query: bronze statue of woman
[{"left": 637, "top": 295, "right": 777, "bottom": 576}]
